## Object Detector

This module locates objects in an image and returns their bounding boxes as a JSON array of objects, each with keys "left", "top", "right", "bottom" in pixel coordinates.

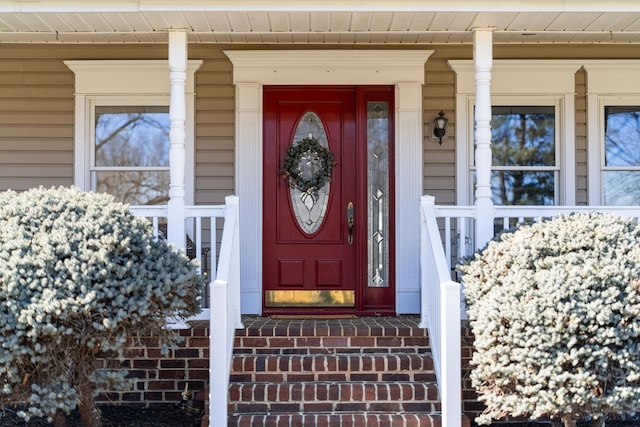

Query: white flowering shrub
[
  {"left": 0, "top": 187, "right": 205, "bottom": 427},
  {"left": 459, "top": 213, "right": 640, "bottom": 427}
]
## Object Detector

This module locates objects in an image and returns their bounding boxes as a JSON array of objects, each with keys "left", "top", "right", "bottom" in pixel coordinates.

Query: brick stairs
[{"left": 225, "top": 315, "right": 447, "bottom": 426}]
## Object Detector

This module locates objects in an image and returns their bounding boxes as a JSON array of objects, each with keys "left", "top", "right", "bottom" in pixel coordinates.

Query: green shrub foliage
[
  {"left": 0, "top": 187, "right": 205, "bottom": 425},
  {"left": 459, "top": 213, "right": 640, "bottom": 425}
]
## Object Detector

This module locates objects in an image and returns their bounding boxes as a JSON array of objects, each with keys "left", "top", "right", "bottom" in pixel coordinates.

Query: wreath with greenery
[{"left": 281, "top": 136, "right": 335, "bottom": 195}]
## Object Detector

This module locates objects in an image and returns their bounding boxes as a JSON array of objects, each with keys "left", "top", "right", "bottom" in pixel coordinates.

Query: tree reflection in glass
[
  {"left": 94, "top": 106, "right": 170, "bottom": 205},
  {"left": 604, "top": 106, "right": 640, "bottom": 205},
  {"left": 489, "top": 106, "right": 555, "bottom": 205}
]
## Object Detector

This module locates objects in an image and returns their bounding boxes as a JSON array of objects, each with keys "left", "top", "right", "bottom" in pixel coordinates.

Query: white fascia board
[
  {"left": 448, "top": 60, "right": 583, "bottom": 95},
  {"left": 582, "top": 60, "right": 640, "bottom": 95},
  {"left": 6, "top": 0, "right": 640, "bottom": 13}
]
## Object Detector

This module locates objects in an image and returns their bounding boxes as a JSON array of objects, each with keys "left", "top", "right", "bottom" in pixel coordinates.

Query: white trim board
[
  {"left": 225, "top": 50, "right": 433, "bottom": 314},
  {"left": 8, "top": 1, "right": 640, "bottom": 13}
]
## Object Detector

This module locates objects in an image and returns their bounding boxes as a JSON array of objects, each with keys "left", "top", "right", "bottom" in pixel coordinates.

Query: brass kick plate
[{"left": 265, "top": 290, "right": 355, "bottom": 308}]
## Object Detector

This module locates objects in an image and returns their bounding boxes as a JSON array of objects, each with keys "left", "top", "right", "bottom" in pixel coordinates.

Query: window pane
[
  {"left": 95, "top": 106, "right": 170, "bottom": 167},
  {"left": 95, "top": 170, "right": 169, "bottom": 205},
  {"left": 491, "top": 106, "right": 555, "bottom": 167},
  {"left": 604, "top": 171, "right": 640, "bottom": 205},
  {"left": 605, "top": 106, "right": 640, "bottom": 167},
  {"left": 491, "top": 170, "right": 555, "bottom": 205},
  {"left": 289, "top": 111, "right": 330, "bottom": 235}
]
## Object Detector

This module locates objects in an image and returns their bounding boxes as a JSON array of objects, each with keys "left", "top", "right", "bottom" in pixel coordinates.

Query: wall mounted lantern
[{"left": 432, "top": 110, "right": 448, "bottom": 145}]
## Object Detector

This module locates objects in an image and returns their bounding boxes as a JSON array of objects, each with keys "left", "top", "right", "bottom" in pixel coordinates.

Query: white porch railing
[
  {"left": 127, "top": 205, "right": 168, "bottom": 241},
  {"left": 209, "top": 195, "right": 242, "bottom": 425},
  {"left": 494, "top": 205, "right": 640, "bottom": 231},
  {"left": 420, "top": 195, "right": 640, "bottom": 427},
  {"left": 130, "top": 195, "right": 242, "bottom": 427},
  {"left": 419, "top": 195, "right": 469, "bottom": 427}
]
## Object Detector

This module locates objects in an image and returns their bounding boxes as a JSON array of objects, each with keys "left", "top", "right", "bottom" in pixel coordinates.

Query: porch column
[
  {"left": 397, "top": 82, "right": 424, "bottom": 312},
  {"left": 167, "top": 30, "right": 188, "bottom": 251},
  {"left": 473, "top": 28, "right": 495, "bottom": 247},
  {"left": 235, "top": 82, "right": 262, "bottom": 313}
]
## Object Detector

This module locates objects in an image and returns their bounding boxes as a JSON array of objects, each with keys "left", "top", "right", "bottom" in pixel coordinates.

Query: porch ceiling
[{"left": 1, "top": 2, "right": 640, "bottom": 44}]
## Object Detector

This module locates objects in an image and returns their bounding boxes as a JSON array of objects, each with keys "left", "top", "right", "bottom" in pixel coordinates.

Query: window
[
  {"left": 488, "top": 106, "right": 557, "bottom": 205},
  {"left": 602, "top": 106, "right": 640, "bottom": 205},
  {"left": 584, "top": 61, "right": 640, "bottom": 206},
  {"left": 449, "top": 60, "right": 580, "bottom": 207},
  {"left": 93, "top": 105, "right": 170, "bottom": 205},
  {"left": 65, "top": 60, "right": 201, "bottom": 206}
]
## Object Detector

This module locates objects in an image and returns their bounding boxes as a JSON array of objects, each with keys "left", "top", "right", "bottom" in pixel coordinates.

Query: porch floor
[{"left": 236, "top": 315, "right": 429, "bottom": 345}]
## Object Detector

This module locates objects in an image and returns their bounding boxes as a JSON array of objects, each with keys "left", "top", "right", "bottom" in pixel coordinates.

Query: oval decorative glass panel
[{"left": 287, "top": 111, "right": 332, "bottom": 235}]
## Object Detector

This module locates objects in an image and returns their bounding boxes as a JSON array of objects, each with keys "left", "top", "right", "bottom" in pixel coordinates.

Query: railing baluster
[
  {"left": 211, "top": 216, "right": 217, "bottom": 279},
  {"left": 152, "top": 217, "right": 159, "bottom": 240},
  {"left": 445, "top": 216, "right": 452, "bottom": 271},
  {"left": 196, "top": 217, "right": 203, "bottom": 275},
  {"left": 459, "top": 219, "right": 467, "bottom": 259}
]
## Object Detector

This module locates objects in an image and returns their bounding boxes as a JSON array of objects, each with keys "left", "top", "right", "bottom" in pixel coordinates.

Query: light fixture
[{"left": 433, "top": 110, "right": 448, "bottom": 145}]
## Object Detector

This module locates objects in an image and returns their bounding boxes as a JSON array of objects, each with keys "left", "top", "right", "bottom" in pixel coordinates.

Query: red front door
[{"left": 263, "top": 86, "right": 395, "bottom": 315}]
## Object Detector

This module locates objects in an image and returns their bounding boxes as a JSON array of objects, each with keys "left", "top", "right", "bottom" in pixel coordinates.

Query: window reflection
[
  {"left": 93, "top": 106, "right": 170, "bottom": 205},
  {"left": 604, "top": 107, "right": 640, "bottom": 205},
  {"left": 489, "top": 106, "right": 556, "bottom": 205}
]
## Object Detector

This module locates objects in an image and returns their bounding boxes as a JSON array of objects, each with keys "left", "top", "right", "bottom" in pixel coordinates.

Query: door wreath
[{"left": 281, "top": 136, "right": 335, "bottom": 196}]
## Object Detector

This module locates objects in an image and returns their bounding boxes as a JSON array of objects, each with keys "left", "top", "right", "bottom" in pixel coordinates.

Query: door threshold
[{"left": 270, "top": 314, "right": 358, "bottom": 320}]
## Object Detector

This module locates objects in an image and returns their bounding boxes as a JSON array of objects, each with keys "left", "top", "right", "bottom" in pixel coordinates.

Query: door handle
[{"left": 347, "top": 202, "right": 354, "bottom": 244}]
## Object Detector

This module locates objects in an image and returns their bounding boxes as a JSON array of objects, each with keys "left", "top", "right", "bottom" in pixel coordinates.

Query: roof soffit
[{"left": 1, "top": 2, "right": 640, "bottom": 44}]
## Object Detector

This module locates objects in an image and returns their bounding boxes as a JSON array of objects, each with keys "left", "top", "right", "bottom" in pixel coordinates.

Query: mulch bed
[
  {"left": 0, "top": 405, "right": 200, "bottom": 427},
  {"left": 476, "top": 421, "right": 640, "bottom": 426},
  {"left": 2, "top": 407, "right": 640, "bottom": 427}
]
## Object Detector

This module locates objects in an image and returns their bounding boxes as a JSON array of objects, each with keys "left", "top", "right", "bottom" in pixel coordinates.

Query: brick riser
[{"left": 223, "top": 315, "right": 453, "bottom": 427}]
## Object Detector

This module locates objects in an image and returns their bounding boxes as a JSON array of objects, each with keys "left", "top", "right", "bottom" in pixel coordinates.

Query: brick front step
[
  {"left": 227, "top": 412, "right": 442, "bottom": 427},
  {"left": 231, "top": 353, "right": 435, "bottom": 382},
  {"left": 229, "top": 382, "right": 439, "bottom": 413},
  {"left": 233, "top": 316, "right": 430, "bottom": 356}
]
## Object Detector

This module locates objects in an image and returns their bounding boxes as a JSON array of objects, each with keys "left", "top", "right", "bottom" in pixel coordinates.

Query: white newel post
[
  {"left": 473, "top": 29, "right": 495, "bottom": 248},
  {"left": 167, "top": 30, "right": 188, "bottom": 251}
]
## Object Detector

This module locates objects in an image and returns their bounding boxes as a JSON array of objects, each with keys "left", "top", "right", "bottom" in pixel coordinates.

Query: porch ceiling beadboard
[
  {"left": 1, "top": 1, "right": 640, "bottom": 44},
  {"left": 226, "top": 49, "right": 433, "bottom": 314}
]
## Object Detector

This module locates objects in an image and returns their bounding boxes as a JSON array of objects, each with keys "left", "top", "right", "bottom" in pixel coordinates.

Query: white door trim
[{"left": 225, "top": 49, "right": 433, "bottom": 314}]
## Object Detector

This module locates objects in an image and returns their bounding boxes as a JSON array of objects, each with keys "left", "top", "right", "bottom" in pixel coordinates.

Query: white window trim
[
  {"left": 466, "top": 97, "right": 563, "bottom": 205},
  {"left": 64, "top": 60, "right": 202, "bottom": 205},
  {"left": 449, "top": 60, "right": 582, "bottom": 206},
  {"left": 584, "top": 61, "right": 640, "bottom": 205},
  {"left": 224, "top": 49, "right": 433, "bottom": 315}
]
